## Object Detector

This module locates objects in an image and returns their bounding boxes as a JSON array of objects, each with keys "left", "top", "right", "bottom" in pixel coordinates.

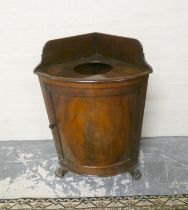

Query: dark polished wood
[{"left": 34, "top": 33, "right": 152, "bottom": 177}]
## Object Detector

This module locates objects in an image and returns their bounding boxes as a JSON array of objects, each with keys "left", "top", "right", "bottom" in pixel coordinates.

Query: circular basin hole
[{"left": 74, "top": 62, "right": 112, "bottom": 75}]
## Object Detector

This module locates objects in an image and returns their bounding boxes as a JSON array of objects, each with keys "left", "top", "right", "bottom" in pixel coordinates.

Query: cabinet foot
[
  {"left": 55, "top": 166, "right": 68, "bottom": 178},
  {"left": 129, "top": 168, "right": 142, "bottom": 180}
]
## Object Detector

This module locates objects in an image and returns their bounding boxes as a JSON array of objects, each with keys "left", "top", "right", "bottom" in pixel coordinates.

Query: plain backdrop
[{"left": 0, "top": 0, "right": 188, "bottom": 140}]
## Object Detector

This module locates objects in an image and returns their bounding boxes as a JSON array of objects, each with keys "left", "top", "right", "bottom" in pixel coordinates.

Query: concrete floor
[{"left": 0, "top": 137, "right": 188, "bottom": 199}]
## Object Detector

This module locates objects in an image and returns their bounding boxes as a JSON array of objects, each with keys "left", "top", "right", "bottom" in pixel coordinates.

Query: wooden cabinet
[{"left": 34, "top": 33, "right": 152, "bottom": 179}]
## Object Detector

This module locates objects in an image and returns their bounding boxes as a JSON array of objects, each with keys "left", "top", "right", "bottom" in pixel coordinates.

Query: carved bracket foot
[
  {"left": 55, "top": 166, "right": 68, "bottom": 178},
  {"left": 129, "top": 168, "right": 142, "bottom": 180}
]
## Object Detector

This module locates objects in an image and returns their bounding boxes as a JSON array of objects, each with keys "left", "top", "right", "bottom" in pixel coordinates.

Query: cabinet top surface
[
  {"left": 36, "top": 54, "right": 151, "bottom": 82},
  {"left": 34, "top": 33, "right": 152, "bottom": 82}
]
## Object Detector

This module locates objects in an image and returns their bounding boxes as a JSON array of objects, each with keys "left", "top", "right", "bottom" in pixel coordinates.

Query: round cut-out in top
[{"left": 74, "top": 62, "right": 112, "bottom": 75}]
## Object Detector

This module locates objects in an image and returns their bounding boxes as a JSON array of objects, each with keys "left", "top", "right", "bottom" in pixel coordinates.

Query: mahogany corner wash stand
[{"left": 34, "top": 33, "right": 152, "bottom": 180}]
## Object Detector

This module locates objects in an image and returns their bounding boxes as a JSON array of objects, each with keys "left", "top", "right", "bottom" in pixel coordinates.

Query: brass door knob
[{"left": 49, "top": 123, "right": 56, "bottom": 129}]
